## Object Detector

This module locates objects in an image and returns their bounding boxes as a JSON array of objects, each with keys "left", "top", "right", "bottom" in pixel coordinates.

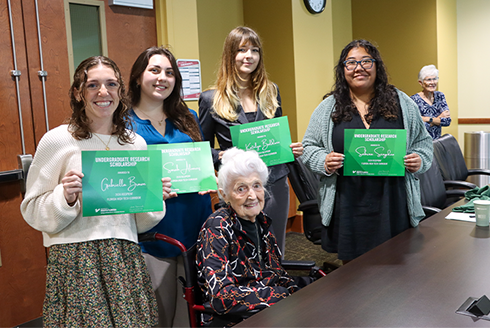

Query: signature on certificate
[
  {"left": 101, "top": 176, "right": 145, "bottom": 192},
  {"left": 163, "top": 161, "right": 201, "bottom": 175},
  {"left": 374, "top": 146, "right": 394, "bottom": 158},
  {"left": 245, "top": 138, "right": 280, "bottom": 152},
  {"left": 355, "top": 146, "right": 373, "bottom": 157}
]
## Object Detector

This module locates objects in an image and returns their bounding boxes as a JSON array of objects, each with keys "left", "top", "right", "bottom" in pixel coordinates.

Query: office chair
[
  {"left": 286, "top": 157, "right": 323, "bottom": 244},
  {"left": 433, "top": 134, "right": 490, "bottom": 188},
  {"left": 416, "top": 158, "right": 467, "bottom": 219}
]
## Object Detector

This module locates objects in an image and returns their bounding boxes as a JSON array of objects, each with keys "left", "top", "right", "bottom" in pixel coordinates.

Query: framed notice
[
  {"left": 177, "top": 59, "right": 201, "bottom": 100},
  {"left": 230, "top": 116, "right": 294, "bottom": 166},
  {"left": 343, "top": 129, "right": 407, "bottom": 176},
  {"left": 147, "top": 141, "right": 217, "bottom": 193},
  {"left": 81, "top": 150, "right": 163, "bottom": 217}
]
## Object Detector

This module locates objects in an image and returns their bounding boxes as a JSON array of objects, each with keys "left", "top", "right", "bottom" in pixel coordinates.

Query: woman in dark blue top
[{"left": 128, "top": 46, "right": 212, "bottom": 328}]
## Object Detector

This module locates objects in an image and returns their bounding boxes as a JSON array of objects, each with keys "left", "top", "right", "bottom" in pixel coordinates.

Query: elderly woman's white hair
[
  {"left": 418, "top": 64, "right": 439, "bottom": 82},
  {"left": 218, "top": 147, "right": 269, "bottom": 199}
]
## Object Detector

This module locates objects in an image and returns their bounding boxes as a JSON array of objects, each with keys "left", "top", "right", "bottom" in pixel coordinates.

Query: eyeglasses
[
  {"left": 233, "top": 182, "right": 264, "bottom": 197},
  {"left": 86, "top": 81, "right": 120, "bottom": 92},
  {"left": 424, "top": 78, "right": 438, "bottom": 82},
  {"left": 343, "top": 58, "right": 376, "bottom": 71}
]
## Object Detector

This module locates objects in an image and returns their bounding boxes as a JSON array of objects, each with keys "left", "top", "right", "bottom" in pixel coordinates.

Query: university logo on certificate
[
  {"left": 147, "top": 141, "right": 217, "bottom": 193},
  {"left": 230, "top": 116, "right": 294, "bottom": 166},
  {"left": 343, "top": 129, "right": 407, "bottom": 176},
  {"left": 82, "top": 150, "right": 164, "bottom": 217}
]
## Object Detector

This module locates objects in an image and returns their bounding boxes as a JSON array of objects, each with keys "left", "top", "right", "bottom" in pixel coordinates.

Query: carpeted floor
[{"left": 284, "top": 232, "right": 342, "bottom": 272}]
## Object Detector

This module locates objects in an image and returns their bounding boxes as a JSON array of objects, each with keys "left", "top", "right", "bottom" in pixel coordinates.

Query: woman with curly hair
[
  {"left": 21, "top": 56, "right": 172, "bottom": 327},
  {"left": 302, "top": 40, "right": 432, "bottom": 263},
  {"left": 199, "top": 27, "right": 303, "bottom": 255}
]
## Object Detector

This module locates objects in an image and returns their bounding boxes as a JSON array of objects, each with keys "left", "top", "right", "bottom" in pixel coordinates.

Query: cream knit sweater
[{"left": 21, "top": 125, "right": 165, "bottom": 247}]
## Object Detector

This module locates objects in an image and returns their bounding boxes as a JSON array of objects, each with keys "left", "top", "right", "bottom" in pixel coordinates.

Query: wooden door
[{"left": 0, "top": 1, "right": 71, "bottom": 326}]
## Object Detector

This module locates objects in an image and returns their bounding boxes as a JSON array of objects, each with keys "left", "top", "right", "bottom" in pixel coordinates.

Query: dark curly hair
[
  {"left": 128, "top": 46, "right": 202, "bottom": 142},
  {"left": 68, "top": 56, "right": 133, "bottom": 144},
  {"left": 328, "top": 40, "right": 399, "bottom": 125}
]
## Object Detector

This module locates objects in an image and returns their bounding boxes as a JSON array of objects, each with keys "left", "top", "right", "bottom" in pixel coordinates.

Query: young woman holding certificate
[
  {"left": 128, "top": 46, "right": 212, "bottom": 327},
  {"left": 21, "top": 56, "right": 171, "bottom": 327},
  {"left": 198, "top": 26, "right": 303, "bottom": 256},
  {"left": 302, "top": 40, "right": 433, "bottom": 263}
]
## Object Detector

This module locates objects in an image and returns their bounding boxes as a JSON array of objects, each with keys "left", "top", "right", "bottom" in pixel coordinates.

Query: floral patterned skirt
[{"left": 43, "top": 239, "right": 158, "bottom": 327}]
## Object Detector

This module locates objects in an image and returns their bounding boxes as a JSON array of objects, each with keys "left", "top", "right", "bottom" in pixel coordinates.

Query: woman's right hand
[
  {"left": 62, "top": 169, "right": 84, "bottom": 205},
  {"left": 324, "top": 151, "right": 344, "bottom": 174}
]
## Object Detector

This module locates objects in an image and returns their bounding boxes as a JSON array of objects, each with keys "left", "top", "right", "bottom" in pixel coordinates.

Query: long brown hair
[
  {"left": 128, "top": 46, "right": 202, "bottom": 142},
  {"left": 328, "top": 40, "right": 398, "bottom": 124},
  {"left": 212, "top": 26, "right": 278, "bottom": 122},
  {"left": 68, "top": 56, "right": 133, "bottom": 144}
]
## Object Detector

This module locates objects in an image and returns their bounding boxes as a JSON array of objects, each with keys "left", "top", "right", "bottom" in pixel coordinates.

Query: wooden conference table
[{"left": 236, "top": 201, "right": 490, "bottom": 327}]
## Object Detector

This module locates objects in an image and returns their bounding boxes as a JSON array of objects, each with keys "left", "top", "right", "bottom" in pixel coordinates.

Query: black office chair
[
  {"left": 416, "top": 158, "right": 467, "bottom": 219},
  {"left": 287, "top": 158, "right": 323, "bottom": 244},
  {"left": 433, "top": 134, "right": 490, "bottom": 188}
]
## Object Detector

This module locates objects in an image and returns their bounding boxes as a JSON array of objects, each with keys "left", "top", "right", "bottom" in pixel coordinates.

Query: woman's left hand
[
  {"left": 162, "top": 177, "right": 178, "bottom": 200},
  {"left": 404, "top": 153, "right": 422, "bottom": 173},
  {"left": 290, "top": 142, "right": 304, "bottom": 158}
]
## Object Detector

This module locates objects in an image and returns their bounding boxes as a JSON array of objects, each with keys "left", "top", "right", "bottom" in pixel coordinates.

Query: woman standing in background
[
  {"left": 128, "top": 46, "right": 212, "bottom": 327},
  {"left": 199, "top": 26, "right": 303, "bottom": 255},
  {"left": 410, "top": 64, "right": 451, "bottom": 140}
]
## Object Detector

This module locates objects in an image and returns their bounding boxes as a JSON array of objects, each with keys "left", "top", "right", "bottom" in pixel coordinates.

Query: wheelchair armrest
[
  {"left": 281, "top": 259, "right": 316, "bottom": 271},
  {"left": 298, "top": 200, "right": 319, "bottom": 212},
  {"left": 443, "top": 180, "right": 477, "bottom": 190},
  {"left": 468, "top": 168, "right": 490, "bottom": 176}
]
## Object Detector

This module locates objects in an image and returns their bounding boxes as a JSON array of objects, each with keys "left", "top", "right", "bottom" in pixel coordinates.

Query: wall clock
[{"left": 304, "top": 0, "right": 326, "bottom": 14}]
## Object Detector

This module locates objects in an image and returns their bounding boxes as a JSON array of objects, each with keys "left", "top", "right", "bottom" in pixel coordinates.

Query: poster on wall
[{"left": 177, "top": 59, "right": 202, "bottom": 101}]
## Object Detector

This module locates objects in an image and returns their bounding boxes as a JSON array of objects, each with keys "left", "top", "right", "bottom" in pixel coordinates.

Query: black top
[
  {"left": 322, "top": 103, "right": 410, "bottom": 261},
  {"left": 198, "top": 88, "right": 289, "bottom": 183}
]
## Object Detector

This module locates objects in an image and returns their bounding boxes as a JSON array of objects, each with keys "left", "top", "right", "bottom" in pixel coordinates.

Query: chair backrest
[
  {"left": 433, "top": 134, "right": 469, "bottom": 181},
  {"left": 287, "top": 158, "right": 323, "bottom": 243},
  {"left": 416, "top": 158, "right": 447, "bottom": 209},
  {"left": 287, "top": 158, "right": 320, "bottom": 203}
]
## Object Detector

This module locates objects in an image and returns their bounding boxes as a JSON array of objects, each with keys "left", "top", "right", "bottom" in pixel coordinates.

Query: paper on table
[{"left": 445, "top": 211, "right": 476, "bottom": 222}]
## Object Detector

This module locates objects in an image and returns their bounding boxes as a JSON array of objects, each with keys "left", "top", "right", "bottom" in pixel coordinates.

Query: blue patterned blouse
[{"left": 410, "top": 91, "right": 451, "bottom": 140}]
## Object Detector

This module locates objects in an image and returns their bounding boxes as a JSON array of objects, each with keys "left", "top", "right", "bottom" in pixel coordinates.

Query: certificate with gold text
[
  {"left": 230, "top": 116, "right": 294, "bottom": 166},
  {"left": 81, "top": 150, "right": 163, "bottom": 216},
  {"left": 343, "top": 129, "right": 407, "bottom": 176},
  {"left": 147, "top": 141, "right": 217, "bottom": 193}
]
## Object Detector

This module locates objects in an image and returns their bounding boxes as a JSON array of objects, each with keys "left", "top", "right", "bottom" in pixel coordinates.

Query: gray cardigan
[{"left": 302, "top": 89, "right": 433, "bottom": 227}]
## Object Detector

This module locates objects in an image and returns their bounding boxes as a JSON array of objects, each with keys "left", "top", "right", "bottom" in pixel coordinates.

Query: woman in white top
[{"left": 21, "top": 56, "right": 172, "bottom": 327}]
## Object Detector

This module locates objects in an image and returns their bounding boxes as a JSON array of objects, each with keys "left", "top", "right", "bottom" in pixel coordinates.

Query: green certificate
[
  {"left": 82, "top": 150, "right": 163, "bottom": 217},
  {"left": 148, "top": 141, "right": 217, "bottom": 194},
  {"left": 230, "top": 116, "right": 294, "bottom": 166},
  {"left": 343, "top": 129, "right": 407, "bottom": 176}
]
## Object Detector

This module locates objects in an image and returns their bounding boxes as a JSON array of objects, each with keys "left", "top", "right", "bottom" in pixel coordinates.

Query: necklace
[
  {"left": 137, "top": 108, "right": 166, "bottom": 126},
  {"left": 93, "top": 133, "right": 113, "bottom": 150}
]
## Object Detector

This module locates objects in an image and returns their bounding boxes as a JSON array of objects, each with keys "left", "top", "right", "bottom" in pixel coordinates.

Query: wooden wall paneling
[
  {"left": 0, "top": 0, "right": 35, "bottom": 171},
  {"left": 23, "top": 0, "right": 72, "bottom": 142},
  {"left": 0, "top": 182, "right": 46, "bottom": 327},
  {"left": 105, "top": 3, "right": 157, "bottom": 83}
]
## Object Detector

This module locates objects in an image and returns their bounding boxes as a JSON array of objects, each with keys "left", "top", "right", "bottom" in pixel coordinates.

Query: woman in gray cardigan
[{"left": 302, "top": 40, "right": 432, "bottom": 263}]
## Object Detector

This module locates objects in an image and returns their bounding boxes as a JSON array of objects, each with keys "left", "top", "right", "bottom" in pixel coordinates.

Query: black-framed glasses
[{"left": 343, "top": 58, "right": 376, "bottom": 71}]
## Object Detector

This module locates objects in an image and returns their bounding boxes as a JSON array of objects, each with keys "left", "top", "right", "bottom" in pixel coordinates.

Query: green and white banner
[
  {"left": 82, "top": 150, "right": 163, "bottom": 217},
  {"left": 148, "top": 141, "right": 217, "bottom": 193},
  {"left": 230, "top": 116, "right": 294, "bottom": 166},
  {"left": 343, "top": 129, "right": 407, "bottom": 176}
]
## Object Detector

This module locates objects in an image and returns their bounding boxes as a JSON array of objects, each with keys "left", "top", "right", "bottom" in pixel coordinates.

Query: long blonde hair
[{"left": 212, "top": 26, "right": 278, "bottom": 122}]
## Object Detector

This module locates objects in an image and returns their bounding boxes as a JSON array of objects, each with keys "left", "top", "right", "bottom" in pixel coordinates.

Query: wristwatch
[{"left": 429, "top": 117, "right": 433, "bottom": 123}]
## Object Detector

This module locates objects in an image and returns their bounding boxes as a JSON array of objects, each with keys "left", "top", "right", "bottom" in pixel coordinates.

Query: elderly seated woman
[{"left": 196, "top": 148, "right": 300, "bottom": 327}]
